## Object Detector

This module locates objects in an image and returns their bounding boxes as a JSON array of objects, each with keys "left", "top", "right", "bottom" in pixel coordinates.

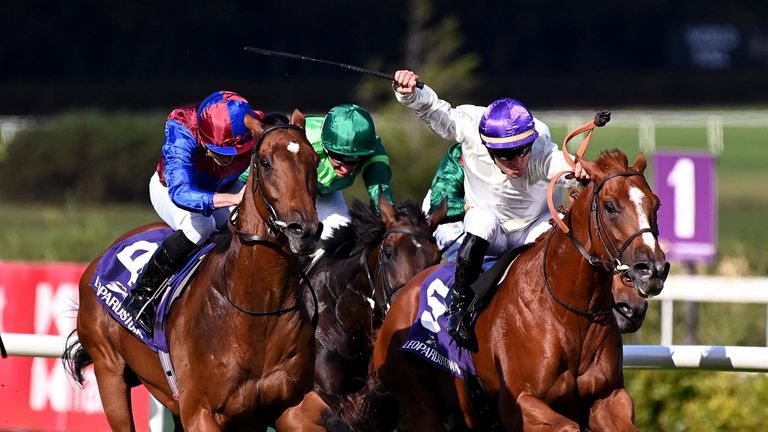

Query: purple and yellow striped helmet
[{"left": 478, "top": 98, "right": 538, "bottom": 150}]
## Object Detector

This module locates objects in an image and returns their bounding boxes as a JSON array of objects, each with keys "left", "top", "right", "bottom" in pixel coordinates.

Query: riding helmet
[
  {"left": 478, "top": 98, "right": 539, "bottom": 149},
  {"left": 197, "top": 91, "right": 264, "bottom": 156},
  {"left": 320, "top": 104, "right": 377, "bottom": 157}
]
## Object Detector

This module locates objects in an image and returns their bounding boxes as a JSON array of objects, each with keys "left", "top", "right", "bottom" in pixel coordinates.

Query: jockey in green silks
[{"left": 239, "top": 103, "right": 394, "bottom": 240}]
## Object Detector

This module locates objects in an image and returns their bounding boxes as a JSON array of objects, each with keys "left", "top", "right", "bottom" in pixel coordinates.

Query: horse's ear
[
  {"left": 427, "top": 197, "right": 448, "bottom": 232},
  {"left": 290, "top": 109, "right": 306, "bottom": 129},
  {"left": 577, "top": 156, "right": 602, "bottom": 182},
  {"left": 632, "top": 152, "right": 647, "bottom": 174},
  {"left": 244, "top": 112, "right": 264, "bottom": 140},
  {"left": 378, "top": 186, "right": 396, "bottom": 225}
]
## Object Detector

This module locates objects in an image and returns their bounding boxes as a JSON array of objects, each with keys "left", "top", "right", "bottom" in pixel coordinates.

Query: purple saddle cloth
[
  {"left": 399, "top": 263, "right": 477, "bottom": 379},
  {"left": 89, "top": 228, "right": 215, "bottom": 352}
]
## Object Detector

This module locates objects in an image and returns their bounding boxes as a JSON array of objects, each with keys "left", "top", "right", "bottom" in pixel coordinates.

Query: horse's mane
[
  {"left": 322, "top": 199, "right": 427, "bottom": 259},
  {"left": 593, "top": 149, "right": 630, "bottom": 172},
  {"left": 553, "top": 149, "right": 632, "bottom": 240}
]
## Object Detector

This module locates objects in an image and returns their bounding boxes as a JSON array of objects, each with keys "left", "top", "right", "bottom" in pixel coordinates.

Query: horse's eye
[
  {"left": 604, "top": 201, "right": 618, "bottom": 214},
  {"left": 382, "top": 248, "right": 393, "bottom": 260},
  {"left": 260, "top": 158, "right": 271, "bottom": 170}
]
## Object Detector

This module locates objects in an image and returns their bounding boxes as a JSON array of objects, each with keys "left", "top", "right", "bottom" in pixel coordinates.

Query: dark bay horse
[
  {"left": 63, "top": 111, "right": 322, "bottom": 431},
  {"left": 613, "top": 273, "right": 648, "bottom": 333},
  {"left": 275, "top": 196, "right": 446, "bottom": 431},
  {"left": 311, "top": 196, "right": 445, "bottom": 399},
  {"left": 344, "top": 150, "right": 669, "bottom": 431}
]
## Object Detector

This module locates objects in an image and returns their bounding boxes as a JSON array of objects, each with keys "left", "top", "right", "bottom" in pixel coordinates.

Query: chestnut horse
[
  {"left": 342, "top": 150, "right": 669, "bottom": 431},
  {"left": 63, "top": 111, "right": 323, "bottom": 431}
]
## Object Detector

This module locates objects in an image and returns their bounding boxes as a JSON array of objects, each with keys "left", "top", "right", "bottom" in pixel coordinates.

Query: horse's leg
[
  {"left": 90, "top": 357, "right": 135, "bottom": 432},
  {"left": 275, "top": 391, "right": 339, "bottom": 432},
  {"left": 588, "top": 388, "right": 637, "bottom": 432},
  {"left": 179, "top": 406, "right": 221, "bottom": 431},
  {"left": 515, "top": 392, "right": 580, "bottom": 432}
]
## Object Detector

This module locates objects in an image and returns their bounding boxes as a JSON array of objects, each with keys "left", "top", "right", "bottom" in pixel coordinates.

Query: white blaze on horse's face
[
  {"left": 287, "top": 142, "right": 300, "bottom": 153},
  {"left": 629, "top": 186, "right": 657, "bottom": 249}
]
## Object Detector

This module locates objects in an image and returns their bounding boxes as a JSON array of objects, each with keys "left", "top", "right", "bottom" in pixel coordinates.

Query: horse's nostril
[
  {"left": 632, "top": 262, "right": 653, "bottom": 280},
  {"left": 286, "top": 223, "right": 305, "bottom": 236}
]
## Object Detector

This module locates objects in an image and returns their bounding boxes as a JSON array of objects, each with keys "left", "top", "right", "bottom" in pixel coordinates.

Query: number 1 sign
[{"left": 653, "top": 151, "right": 717, "bottom": 263}]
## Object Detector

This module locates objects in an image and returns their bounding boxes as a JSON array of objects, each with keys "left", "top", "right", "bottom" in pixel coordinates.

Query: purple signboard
[{"left": 653, "top": 151, "right": 717, "bottom": 263}]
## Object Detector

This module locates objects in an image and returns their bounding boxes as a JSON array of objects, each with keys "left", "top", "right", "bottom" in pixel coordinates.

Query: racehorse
[
  {"left": 341, "top": 149, "right": 669, "bottom": 431},
  {"left": 63, "top": 110, "right": 323, "bottom": 431},
  {"left": 311, "top": 196, "right": 445, "bottom": 399},
  {"left": 275, "top": 196, "right": 446, "bottom": 431},
  {"left": 613, "top": 273, "right": 648, "bottom": 333}
]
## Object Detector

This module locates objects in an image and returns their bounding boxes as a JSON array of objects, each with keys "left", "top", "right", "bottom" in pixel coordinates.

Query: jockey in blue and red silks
[{"left": 122, "top": 90, "right": 264, "bottom": 335}]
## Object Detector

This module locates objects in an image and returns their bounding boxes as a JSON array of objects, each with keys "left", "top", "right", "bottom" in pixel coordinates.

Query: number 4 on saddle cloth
[
  {"left": 400, "top": 244, "right": 532, "bottom": 378},
  {"left": 89, "top": 227, "right": 216, "bottom": 352}
]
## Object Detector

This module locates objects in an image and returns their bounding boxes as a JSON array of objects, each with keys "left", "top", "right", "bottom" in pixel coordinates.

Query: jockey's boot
[
  {"left": 446, "top": 233, "right": 489, "bottom": 345},
  {"left": 123, "top": 230, "right": 197, "bottom": 336}
]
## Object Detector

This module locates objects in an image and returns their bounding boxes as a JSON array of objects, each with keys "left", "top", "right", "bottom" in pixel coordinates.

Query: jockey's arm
[{"left": 163, "top": 120, "right": 217, "bottom": 216}]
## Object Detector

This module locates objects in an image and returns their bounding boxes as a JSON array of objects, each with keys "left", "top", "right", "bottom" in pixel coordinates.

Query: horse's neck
[
  {"left": 547, "top": 192, "right": 614, "bottom": 311},
  {"left": 222, "top": 189, "right": 300, "bottom": 315}
]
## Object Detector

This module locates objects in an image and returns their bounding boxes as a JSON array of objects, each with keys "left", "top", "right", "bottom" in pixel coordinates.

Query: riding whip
[{"left": 243, "top": 46, "right": 424, "bottom": 89}]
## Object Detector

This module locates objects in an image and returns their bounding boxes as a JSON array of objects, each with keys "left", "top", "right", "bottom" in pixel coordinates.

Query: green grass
[{"left": 0, "top": 202, "right": 158, "bottom": 262}]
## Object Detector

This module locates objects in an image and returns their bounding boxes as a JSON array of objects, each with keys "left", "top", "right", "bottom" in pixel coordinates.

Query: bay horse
[
  {"left": 342, "top": 149, "right": 669, "bottom": 431},
  {"left": 275, "top": 196, "right": 446, "bottom": 431},
  {"left": 63, "top": 110, "right": 323, "bottom": 431}
]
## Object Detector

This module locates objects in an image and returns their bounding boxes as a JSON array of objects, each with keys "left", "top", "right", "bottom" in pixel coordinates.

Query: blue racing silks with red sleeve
[{"left": 155, "top": 104, "right": 261, "bottom": 216}]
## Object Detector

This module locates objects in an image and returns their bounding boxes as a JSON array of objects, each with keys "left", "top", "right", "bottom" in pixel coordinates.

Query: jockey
[
  {"left": 239, "top": 103, "right": 394, "bottom": 240},
  {"left": 421, "top": 142, "right": 466, "bottom": 262},
  {"left": 393, "top": 70, "right": 589, "bottom": 346},
  {"left": 122, "top": 90, "right": 263, "bottom": 335}
]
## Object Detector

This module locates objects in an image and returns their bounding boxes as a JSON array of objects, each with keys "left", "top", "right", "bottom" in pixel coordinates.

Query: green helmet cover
[{"left": 321, "top": 104, "right": 377, "bottom": 157}]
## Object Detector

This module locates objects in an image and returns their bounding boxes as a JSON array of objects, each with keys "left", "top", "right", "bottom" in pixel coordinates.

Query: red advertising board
[{"left": 0, "top": 261, "right": 149, "bottom": 431}]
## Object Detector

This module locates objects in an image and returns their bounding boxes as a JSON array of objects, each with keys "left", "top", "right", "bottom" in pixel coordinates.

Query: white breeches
[
  {"left": 316, "top": 190, "right": 351, "bottom": 240},
  {"left": 463, "top": 206, "right": 554, "bottom": 256},
  {"left": 149, "top": 172, "right": 243, "bottom": 245}
]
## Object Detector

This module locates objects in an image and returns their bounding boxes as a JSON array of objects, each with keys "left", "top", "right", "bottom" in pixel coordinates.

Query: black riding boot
[
  {"left": 123, "top": 230, "right": 197, "bottom": 335},
  {"left": 446, "top": 233, "right": 489, "bottom": 345}
]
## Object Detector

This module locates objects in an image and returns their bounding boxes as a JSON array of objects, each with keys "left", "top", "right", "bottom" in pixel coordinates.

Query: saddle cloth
[
  {"left": 89, "top": 228, "right": 215, "bottom": 352},
  {"left": 399, "top": 245, "right": 531, "bottom": 378}
]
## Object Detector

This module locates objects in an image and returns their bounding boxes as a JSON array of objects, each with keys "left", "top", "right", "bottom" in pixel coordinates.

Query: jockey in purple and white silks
[
  {"left": 122, "top": 90, "right": 264, "bottom": 336},
  {"left": 393, "top": 70, "right": 590, "bottom": 346}
]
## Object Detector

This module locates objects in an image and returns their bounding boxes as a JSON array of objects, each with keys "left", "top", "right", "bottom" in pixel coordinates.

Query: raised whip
[{"left": 244, "top": 46, "right": 424, "bottom": 89}]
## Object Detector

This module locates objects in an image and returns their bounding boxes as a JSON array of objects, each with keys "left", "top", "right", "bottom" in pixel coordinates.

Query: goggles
[
  {"left": 489, "top": 144, "right": 532, "bottom": 161},
  {"left": 325, "top": 149, "right": 366, "bottom": 166}
]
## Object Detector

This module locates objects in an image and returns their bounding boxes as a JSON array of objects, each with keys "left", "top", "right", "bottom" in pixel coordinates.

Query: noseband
[
  {"left": 362, "top": 226, "right": 438, "bottom": 316},
  {"left": 544, "top": 171, "right": 658, "bottom": 319}
]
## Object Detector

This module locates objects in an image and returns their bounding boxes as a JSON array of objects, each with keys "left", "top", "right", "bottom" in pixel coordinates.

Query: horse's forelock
[
  {"left": 595, "top": 149, "right": 630, "bottom": 173},
  {"left": 393, "top": 199, "right": 428, "bottom": 227}
]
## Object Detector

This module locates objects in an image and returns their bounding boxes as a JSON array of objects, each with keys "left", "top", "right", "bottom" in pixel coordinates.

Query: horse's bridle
[
  {"left": 362, "top": 226, "right": 439, "bottom": 316},
  {"left": 229, "top": 124, "right": 311, "bottom": 242},
  {"left": 543, "top": 171, "right": 658, "bottom": 319},
  {"left": 225, "top": 124, "right": 319, "bottom": 326}
]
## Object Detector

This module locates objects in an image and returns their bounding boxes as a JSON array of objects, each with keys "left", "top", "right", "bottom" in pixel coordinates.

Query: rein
[
  {"left": 362, "top": 226, "right": 437, "bottom": 316},
  {"left": 224, "top": 123, "right": 319, "bottom": 328}
]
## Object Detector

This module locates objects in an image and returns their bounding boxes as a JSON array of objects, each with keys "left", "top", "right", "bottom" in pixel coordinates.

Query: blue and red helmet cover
[{"left": 197, "top": 91, "right": 264, "bottom": 156}]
